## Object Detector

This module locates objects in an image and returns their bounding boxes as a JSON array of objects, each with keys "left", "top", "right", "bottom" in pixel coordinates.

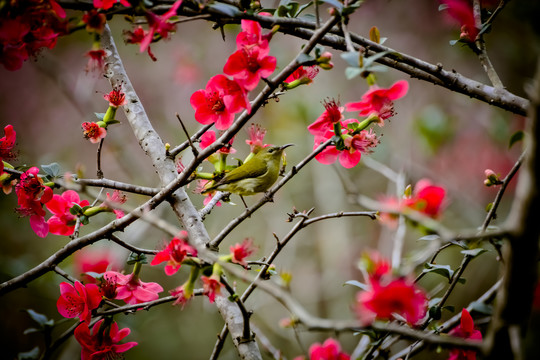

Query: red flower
[
  {"left": 82, "top": 10, "right": 106, "bottom": 34},
  {"left": 103, "top": 271, "right": 163, "bottom": 304},
  {"left": 74, "top": 249, "right": 119, "bottom": 284},
  {"left": 356, "top": 277, "right": 428, "bottom": 325},
  {"left": 307, "top": 99, "right": 344, "bottom": 137},
  {"left": 93, "top": 0, "right": 130, "bottom": 10},
  {"left": 245, "top": 123, "right": 269, "bottom": 154},
  {"left": 100, "top": 190, "right": 127, "bottom": 219},
  {"left": 15, "top": 167, "right": 53, "bottom": 238},
  {"left": 170, "top": 285, "right": 192, "bottom": 309},
  {"left": 0, "top": 124, "right": 16, "bottom": 173},
  {"left": 197, "top": 180, "right": 223, "bottom": 207},
  {"left": 140, "top": 0, "right": 182, "bottom": 54},
  {"left": 46, "top": 190, "right": 90, "bottom": 236},
  {"left": 236, "top": 19, "right": 269, "bottom": 50},
  {"left": 448, "top": 309, "right": 482, "bottom": 360},
  {"left": 307, "top": 338, "right": 350, "bottom": 360},
  {"left": 104, "top": 87, "right": 127, "bottom": 107},
  {"left": 345, "top": 80, "right": 409, "bottom": 126},
  {"left": 74, "top": 319, "right": 138, "bottom": 360},
  {"left": 201, "top": 275, "right": 222, "bottom": 303},
  {"left": 200, "top": 130, "right": 236, "bottom": 155},
  {"left": 440, "top": 0, "right": 478, "bottom": 42},
  {"left": 359, "top": 251, "right": 392, "bottom": 283},
  {"left": 230, "top": 238, "right": 256, "bottom": 267},
  {"left": 85, "top": 49, "right": 106, "bottom": 74},
  {"left": 284, "top": 65, "right": 319, "bottom": 89},
  {"left": 223, "top": 47, "right": 276, "bottom": 91},
  {"left": 190, "top": 74, "right": 250, "bottom": 130},
  {"left": 124, "top": 26, "right": 157, "bottom": 61},
  {"left": 57, "top": 281, "right": 102, "bottom": 323},
  {"left": 82, "top": 122, "right": 107, "bottom": 144},
  {"left": 403, "top": 179, "right": 446, "bottom": 218},
  {"left": 150, "top": 233, "right": 197, "bottom": 276}
]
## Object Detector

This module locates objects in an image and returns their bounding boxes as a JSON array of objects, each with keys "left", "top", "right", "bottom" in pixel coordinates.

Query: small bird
[{"left": 203, "top": 144, "right": 294, "bottom": 196}]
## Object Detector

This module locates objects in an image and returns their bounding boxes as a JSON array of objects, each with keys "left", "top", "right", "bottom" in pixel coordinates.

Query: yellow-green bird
[{"left": 203, "top": 144, "right": 294, "bottom": 196}]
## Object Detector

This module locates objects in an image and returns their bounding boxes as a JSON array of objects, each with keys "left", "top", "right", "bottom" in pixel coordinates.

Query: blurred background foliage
[{"left": 1, "top": 0, "right": 539, "bottom": 359}]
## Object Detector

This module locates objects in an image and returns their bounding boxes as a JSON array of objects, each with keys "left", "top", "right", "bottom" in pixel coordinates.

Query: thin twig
[{"left": 176, "top": 112, "right": 199, "bottom": 157}]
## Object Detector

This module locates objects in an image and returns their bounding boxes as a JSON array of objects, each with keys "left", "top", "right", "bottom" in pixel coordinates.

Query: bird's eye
[{"left": 268, "top": 148, "right": 275, "bottom": 153}]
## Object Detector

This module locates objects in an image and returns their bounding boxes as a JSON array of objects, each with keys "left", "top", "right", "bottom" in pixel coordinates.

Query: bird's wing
[{"left": 217, "top": 157, "right": 268, "bottom": 185}]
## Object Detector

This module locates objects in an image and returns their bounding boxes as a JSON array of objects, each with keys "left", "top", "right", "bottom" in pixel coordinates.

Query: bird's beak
[{"left": 280, "top": 143, "right": 295, "bottom": 150}]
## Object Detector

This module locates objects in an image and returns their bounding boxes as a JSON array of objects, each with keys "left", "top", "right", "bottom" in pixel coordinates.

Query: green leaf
[
  {"left": 362, "top": 51, "right": 391, "bottom": 68},
  {"left": 418, "top": 234, "right": 441, "bottom": 241},
  {"left": 41, "top": 163, "right": 62, "bottom": 178},
  {"left": 461, "top": 248, "right": 487, "bottom": 257},
  {"left": 344, "top": 280, "right": 368, "bottom": 290},
  {"left": 422, "top": 263, "right": 454, "bottom": 281},
  {"left": 127, "top": 252, "right": 148, "bottom": 265},
  {"left": 318, "top": 0, "right": 343, "bottom": 12},
  {"left": 429, "top": 306, "right": 442, "bottom": 320},
  {"left": 442, "top": 305, "right": 455, "bottom": 313},
  {"left": 297, "top": 53, "right": 315, "bottom": 65},
  {"left": 457, "top": 277, "right": 466, "bottom": 284},
  {"left": 469, "top": 301, "right": 493, "bottom": 315},
  {"left": 94, "top": 112, "right": 106, "bottom": 121},
  {"left": 509, "top": 130, "right": 524, "bottom": 149},
  {"left": 340, "top": 51, "right": 359, "bottom": 67},
  {"left": 296, "top": 2, "right": 313, "bottom": 16},
  {"left": 207, "top": 2, "right": 243, "bottom": 17},
  {"left": 18, "top": 347, "right": 40, "bottom": 360},
  {"left": 69, "top": 203, "right": 83, "bottom": 215},
  {"left": 485, "top": 202, "right": 493, "bottom": 212},
  {"left": 449, "top": 39, "right": 459, "bottom": 46},
  {"left": 105, "top": 119, "right": 120, "bottom": 125},
  {"left": 345, "top": 67, "right": 363, "bottom": 80},
  {"left": 24, "top": 309, "right": 53, "bottom": 327}
]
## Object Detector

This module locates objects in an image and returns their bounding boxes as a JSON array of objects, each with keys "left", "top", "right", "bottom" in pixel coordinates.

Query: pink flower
[
  {"left": 190, "top": 74, "right": 250, "bottom": 130},
  {"left": 15, "top": 167, "right": 53, "bottom": 237},
  {"left": 197, "top": 180, "right": 222, "bottom": 207},
  {"left": 356, "top": 277, "right": 428, "bottom": 325},
  {"left": 74, "top": 249, "right": 119, "bottom": 284},
  {"left": 74, "top": 319, "right": 137, "bottom": 360},
  {"left": 201, "top": 275, "right": 222, "bottom": 303},
  {"left": 46, "top": 190, "right": 90, "bottom": 236},
  {"left": 440, "top": 0, "right": 478, "bottom": 42},
  {"left": 200, "top": 130, "right": 236, "bottom": 155},
  {"left": 57, "top": 281, "right": 102, "bottom": 323},
  {"left": 150, "top": 232, "right": 197, "bottom": 276},
  {"left": 100, "top": 190, "right": 127, "bottom": 218},
  {"left": 124, "top": 26, "right": 157, "bottom": 61},
  {"left": 82, "top": 122, "right": 107, "bottom": 144},
  {"left": 82, "top": 10, "right": 106, "bottom": 34},
  {"left": 140, "top": 0, "right": 182, "bottom": 54},
  {"left": 236, "top": 19, "right": 269, "bottom": 50},
  {"left": 223, "top": 47, "right": 276, "bottom": 91},
  {"left": 307, "top": 99, "right": 344, "bottom": 137},
  {"left": 104, "top": 87, "right": 127, "bottom": 107},
  {"left": 359, "top": 251, "right": 391, "bottom": 283},
  {"left": 103, "top": 271, "right": 163, "bottom": 304},
  {"left": 230, "top": 238, "right": 257, "bottom": 267},
  {"left": 0, "top": 124, "right": 16, "bottom": 173},
  {"left": 170, "top": 285, "right": 192, "bottom": 309},
  {"left": 85, "top": 49, "right": 106, "bottom": 74},
  {"left": 245, "top": 123, "right": 269, "bottom": 153},
  {"left": 345, "top": 80, "right": 409, "bottom": 126},
  {"left": 93, "top": 0, "right": 130, "bottom": 10},
  {"left": 284, "top": 65, "right": 319, "bottom": 88},
  {"left": 448, "top": 309, "right": 482, "bottom": 360},
  {"left": 307, "top": 338, "right": 350, "bottom": 360},
  {"left": 403, "top": 179, "right": 446, "bottom": 218}
]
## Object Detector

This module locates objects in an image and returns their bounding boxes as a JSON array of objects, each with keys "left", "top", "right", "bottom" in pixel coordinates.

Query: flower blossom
[
  {"left": 200, "top": 130, "right": 236, "bottom": 155},
  {"left": 307, "top": 99, "right": 344, "bottom": 137},
  {"left": 245, "top": 123, "right": 269, "bottom": 154},
  {"left": 82, "top": 122, "right": 107, "bottom": 144},
  {"left": 313, "top": 119, "right": 379, "bottom": 169},
  {"left": 294, "top": 338, "right": 350, "bottom": 360},
  {"left": 201, "top": 274, "right": 222, "bottom": 303},
  {"left": 190, "top": 74, "right": 250, "bottom": 130},
  {"left": 93, "top": 0, "right": 130, "bottom": 10},
  {"left": 74, "top": 249, "right": 119, "bottom": 284},
  {"left": 74, "top": 319, "right": 138, "bottom": 360},
  {"left": 223, "top": 46, "right": 276, "bottom": 91},
  {"left": 46, "top": 190, "right": 90, "bottom": 236},
  {"left": 85, "top": 48, "right": 106, "bottom": 74},
  {"left": 57, "top": 281, "right": 102, "bottom": 323},
  {"left": 140, "top": 0, "right": 182, "bottom": 54},
  {"left": 356, "top": 277, "right": 428, "bottom": 325},
  {"left": 124, "top": 26, "right": 157, "bottom": 61},
  {"left": 15, "top": 167, "right": 53, "bottom": 237},
  {"left": 103, "top": 271, "right": 163, "bottom": 305},
  {"left": 403, "top": 179, "right": 446, "bottom": 218},
  {"left": 197, "top": 180, "right": 222, "bottom": 207},
  {"left": 150, "top": 232, "right": 198, "bottom": 276},
  {"left": 236, "top": 19, "right": 269, "bottom": 50},
  {"left": 104, "top": 87, "right": 127, "bottom": 107},
  {"left": 230, "top": 238, "right": 257, "bottom": 267},
  {"left": 345, "top": 80, "right": 409, "bottom": 126},
  {"left": 100, "top": 190, "right": 127, "bottom": 218},
  {"left": 170, "top": 284, "right": 192, "bottom": 309},
  {"left": 440, "top": 0, "right": 478, "bottom": 42},
  {"left": 0, "top": 124, "right": 16, "bottom": 174},
  {"left": 284, "top": 65, "right": 319, "bottom": 89},
  {"left": 448, "top": 309, "right": 482, "bottom": 360},
  {"left": 82, "top": 10, "right": 106, "bottom": 34}
]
